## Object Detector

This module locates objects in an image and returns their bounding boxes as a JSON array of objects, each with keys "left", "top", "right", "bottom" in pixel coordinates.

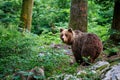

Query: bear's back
[
  {"left": 73, "top": 33, "right": 102, "bottom": 49},
  {"left": 72, "top": 32, "right": 103, "bottom": 63}
]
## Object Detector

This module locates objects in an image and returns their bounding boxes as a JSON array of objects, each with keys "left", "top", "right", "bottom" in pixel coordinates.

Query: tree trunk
[
  {"left": 20, "top": 0, "right": 34, "bottom": 32},
  {"left": 69, "top": 0, "right": 87, "bottom": 32},
  {"left": 110, "top": 0, "right": 120, "bottom": 44}
]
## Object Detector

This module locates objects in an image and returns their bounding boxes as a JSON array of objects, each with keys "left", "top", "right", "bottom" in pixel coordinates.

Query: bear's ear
[
  {"left": 68, "top": 28, "right": 72, "bottom": 33},
  {"left": 60, "top": 28, "right": 64, "bottom": 32}
]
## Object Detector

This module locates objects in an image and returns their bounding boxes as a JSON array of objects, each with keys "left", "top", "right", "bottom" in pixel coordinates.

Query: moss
[
  {"left": 108, "top": 57, "right": 120, "bottom": 63},
  {"left": 110, "top": 61, "right": 120, "bottom": 67},
  {"left": 96, "top": 64, "right": 108, "bottom": 71},
  {"left": 107, "top": 57, "right": 120, "bottom": 66}
]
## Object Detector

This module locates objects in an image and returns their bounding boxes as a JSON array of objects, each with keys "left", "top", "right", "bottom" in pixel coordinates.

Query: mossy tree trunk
[
  {"left": 20, "top": 0, "right": 34, "bottom": 32},
  {"left": 110, "top": 0, "right": 120, "bottom": 44},
  {"left": 69, "top": 0, "right": 87, "bottom": 32}
]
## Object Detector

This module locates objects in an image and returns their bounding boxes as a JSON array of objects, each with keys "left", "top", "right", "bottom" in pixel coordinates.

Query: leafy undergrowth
[{"left": 0, "top": 25, "right": 77, "bottom": 79}]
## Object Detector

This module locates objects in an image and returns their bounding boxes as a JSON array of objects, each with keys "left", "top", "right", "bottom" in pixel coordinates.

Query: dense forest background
[{"left": 0, "top": 0, "right": 120, "bottom": 80}]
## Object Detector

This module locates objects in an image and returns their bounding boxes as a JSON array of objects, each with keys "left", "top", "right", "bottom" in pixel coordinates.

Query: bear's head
[{"left": 60, "top": 28, "right": 74, "bottom": 45}]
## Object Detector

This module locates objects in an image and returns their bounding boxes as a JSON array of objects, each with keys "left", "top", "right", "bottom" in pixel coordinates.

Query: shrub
[
  {"left": 0, "top": 24, "right": 40, "bottom": 57},
  {"left": 0, "top": 24, "right": 77, "bottom": 79},
  {"left": 0, "top": 0, "right": 21, "bottom": 25},
  {"left": 32, "top": 0, "right": 70, "bottom": 34},
  {"left": 88, "top": 1, "right": 110, "bottom": 42}
]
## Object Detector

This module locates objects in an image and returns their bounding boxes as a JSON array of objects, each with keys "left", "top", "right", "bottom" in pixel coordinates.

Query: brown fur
[{"left": 60, "top": 28, "right": 103, "bottom": 65}]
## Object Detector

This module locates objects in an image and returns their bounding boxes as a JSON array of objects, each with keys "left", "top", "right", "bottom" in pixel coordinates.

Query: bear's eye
[{"left": 65, "top": 34, "right": 68, "bottom": 37}]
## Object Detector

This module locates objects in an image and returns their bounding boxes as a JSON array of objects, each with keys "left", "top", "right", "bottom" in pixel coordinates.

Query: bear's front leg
[{"left": 73, "top": 53, "right": 83, "bottom": 64}]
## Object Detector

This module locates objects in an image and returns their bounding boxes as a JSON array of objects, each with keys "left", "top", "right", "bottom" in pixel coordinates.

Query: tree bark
[
  {"left": 69, "top": 0, "right": 87, "bottom": 32},
  {"left": 110, "top": 0, "right": 120, "bottom": 44},
  {"left": 20, "top": 0, "right": 34, "bottom": 32}
]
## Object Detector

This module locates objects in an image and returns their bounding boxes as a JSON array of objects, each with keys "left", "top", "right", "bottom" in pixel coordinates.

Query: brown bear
[{"left": 60, "top": 28, "right": 103, "bottom": 65}]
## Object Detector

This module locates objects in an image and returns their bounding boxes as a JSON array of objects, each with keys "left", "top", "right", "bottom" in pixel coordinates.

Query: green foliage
[
  {"left": 0, "top": 24, "right": 40, "bottom": 57},
  {"left": 0, "top": 0, "right": 70, "bottom": 34},
  {"left": 39, "top": 32, "right": 61, "bottom": 45},
  {"left": 88, "top": 1, "right": 110, "bottom": 41},
  {"left": 32, "top": 0, "right": 70, "bottom": 34},
  {"left": 0, "top": 0, "right": 21, "bottom": 25},
  {"left": 0, "top": 46, "right": 76, "bottom": 79},
  {"left": 0, "top": 0, "right": 112, "bottom": 38},
  {"left": 103, "top": 40, "right": 120, "bottom": 56},
  {"left": 105, "top": 47, "right": 119, "bottom": 54},
  {"left": 39, "top": 52, "right": 73, "bottom": 77},
  {"left": 93, "top": 0, "right": 114, "bottom": 26},
  {"left": 0, "top": 24, "right": 77, "bottom": 79}
]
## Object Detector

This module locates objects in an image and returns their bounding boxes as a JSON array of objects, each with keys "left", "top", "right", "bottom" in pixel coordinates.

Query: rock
[
  {"left": 13, "top": 67, "right": 45, "bottom": 80},
  {"left": 48, "top": 74, "right": 82, "bottom": 80},
  {"left": 38, "top": 53, "right": 45, "bottom": 57},
  {"left": 102, "top": 63, "right": 120, "bottom": 80},
  {"left": 47, "top": 61, "right": 120, "bottom": 80},
  {"left": 64, "top": 74, "right": 80, "bottom": 80},
  {"left": 77, "top": 61, "right": 120, "bottom": 80},
  {"left": 91, "top": 61, "right": 110, "bottom": 73},
  {"left": 27, "top": 66, "right": 45, "bottom": 80},
  {"left": 76, "top": 61, "right": 110, "bottom": 80},
  {"left": 77, "top": 70, "right": 87, "bottom": 76},
  {"left": 50, "top": 43, "right": 73, "bottom": 55}
]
